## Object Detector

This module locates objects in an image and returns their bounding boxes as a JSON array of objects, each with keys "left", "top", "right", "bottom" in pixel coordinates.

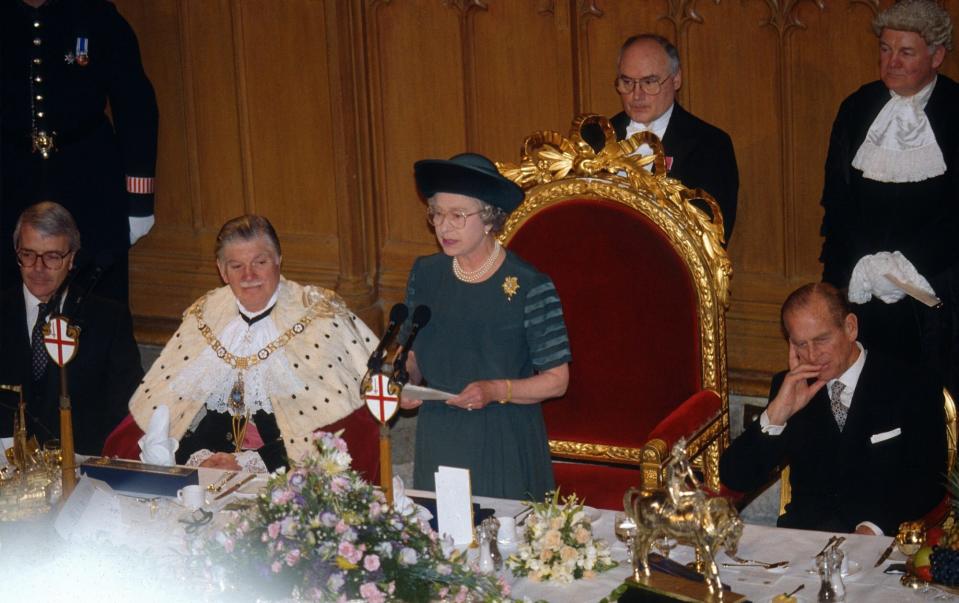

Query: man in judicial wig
[
  {"left": 720, "top": 283, "right": 946, "bottom": 535},
  {"left": 582, "top": 33, "right": 739, "bottom": 244},
  {"left": 0, "top": 202, "right": 142, "bottom": 454},
  {"left": 126, "top": 215, "right": 379, "bottom": 472},
  {"left": 819, "top": 0, "right": 959, "bottom": 398}
]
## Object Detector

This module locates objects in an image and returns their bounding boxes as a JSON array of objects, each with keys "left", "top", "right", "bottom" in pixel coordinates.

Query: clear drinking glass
[{"left": 614, "top": 512, "right": 638, "bottom": 564}]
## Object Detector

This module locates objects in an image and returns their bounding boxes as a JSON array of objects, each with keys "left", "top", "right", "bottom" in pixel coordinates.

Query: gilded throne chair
[{"left": 496, "top": 115, "right": 732, "bottom": 510}]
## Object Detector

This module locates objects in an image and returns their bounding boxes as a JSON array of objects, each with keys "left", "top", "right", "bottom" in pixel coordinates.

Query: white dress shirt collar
[
  {"left": 23, "top": 284, "right": 63, "bottom": 339},
  {"left": 625, "top": 103, "right": 674, "bottom": 141},
  {"left": 827, "top": 342, "right": 867, "bottom": 409},
  {"left": 236, "top": 287, "right": 279, "bottom": 321}
]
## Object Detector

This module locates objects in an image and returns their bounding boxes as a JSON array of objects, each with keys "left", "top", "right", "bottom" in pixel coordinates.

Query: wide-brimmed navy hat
[{"left": 414, "top": 152, "right": 524, "bottom": 213}]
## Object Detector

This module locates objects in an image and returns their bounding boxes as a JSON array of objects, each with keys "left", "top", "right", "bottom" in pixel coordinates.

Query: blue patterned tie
[
  {"left": 31, "top": 302, "right": 49, "bottom": 381},
  {"left": 829, "top": 380, "right": 847, "bottom": 431}
]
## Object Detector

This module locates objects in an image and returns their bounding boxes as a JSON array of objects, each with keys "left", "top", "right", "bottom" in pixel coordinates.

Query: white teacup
[
  {"left": 497, "top": 516, "right": 518, "bottom": 545},
  {"left": 177, "top": 484, "right": 205, "bottom": 510}
]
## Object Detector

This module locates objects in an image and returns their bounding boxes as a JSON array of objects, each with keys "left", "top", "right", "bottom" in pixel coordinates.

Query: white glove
[
  {"left": 848, "top": 251, "right": 936, "bottom": 304},
  {"left": 129, "top": 215, "right": 155, "bottom": 245}
]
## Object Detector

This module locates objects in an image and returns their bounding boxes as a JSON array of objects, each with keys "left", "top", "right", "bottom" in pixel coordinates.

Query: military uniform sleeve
[{"left": 102, "top": 3, "right": 158, "bottom": 217}]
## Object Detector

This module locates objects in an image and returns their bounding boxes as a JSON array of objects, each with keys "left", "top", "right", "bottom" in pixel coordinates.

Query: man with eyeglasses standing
[
  {"left": 0, "top": 201, "right": 142, "bottom": 454},
  {"left": 584, "top": 34, "right": 739, "bottom": 244}
]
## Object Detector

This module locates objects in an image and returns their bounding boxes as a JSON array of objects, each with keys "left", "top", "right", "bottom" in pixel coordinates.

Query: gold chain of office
[{"left": 187, "top": 294, "right": 319, "bottom": 370}]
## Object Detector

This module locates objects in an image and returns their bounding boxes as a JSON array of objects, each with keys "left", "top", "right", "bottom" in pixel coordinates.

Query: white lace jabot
[{"left": 851, "top": 77, "right": 946, "bottom": 183}]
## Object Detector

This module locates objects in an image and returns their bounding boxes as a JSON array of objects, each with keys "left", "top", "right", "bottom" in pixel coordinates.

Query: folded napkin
[
  {"left": 138, "top": 405, "right": 178, "bottom": 466},
  {"left": 848, "top": 251, "right": 936, "bottom": 304},
  {"left": 392, "top": 476, "right": 433, "bottom": 523}
]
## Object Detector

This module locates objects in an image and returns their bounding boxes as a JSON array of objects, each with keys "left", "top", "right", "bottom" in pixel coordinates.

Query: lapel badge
[
  {"left": 64, "top": 52, "right": 75, "bottom": 64},
  {"left": 75, "top": 37, "right": 89, "bottom": 66},
  {"left": 502, "top": 276, "right": 519, "bottom": 301}
]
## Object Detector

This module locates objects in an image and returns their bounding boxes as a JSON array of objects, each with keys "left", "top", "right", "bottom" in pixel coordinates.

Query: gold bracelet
[{"left": 500, "top": 379, "right": 512, "bottom": 404}]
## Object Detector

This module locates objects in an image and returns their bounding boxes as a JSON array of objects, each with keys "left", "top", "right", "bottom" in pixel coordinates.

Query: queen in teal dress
[{"left": 400, "top": 153, "right": 572, "bottom": 501}]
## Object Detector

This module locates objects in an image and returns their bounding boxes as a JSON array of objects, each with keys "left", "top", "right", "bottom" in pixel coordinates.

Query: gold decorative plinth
[
  {"left": 625, "top": 573, "right": 747, "bottom": 602},
  {"left": 0, "top": 469, "right": 57, "bottom": 522}
]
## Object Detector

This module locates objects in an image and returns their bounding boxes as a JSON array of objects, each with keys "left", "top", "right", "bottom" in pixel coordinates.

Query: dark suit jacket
[
  {"left": 0, "top": 285, "right": 143, "bottom": 454},
  {"left": 583, "top": 104, "right": 739, "bottom": 243},
  {"left": 719, "top": 352, "right": 946, "bottom": 535}
]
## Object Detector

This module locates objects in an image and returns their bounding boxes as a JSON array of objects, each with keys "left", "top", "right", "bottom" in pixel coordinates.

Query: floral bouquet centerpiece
[
  {"left": 505, "top": 490, "right": 617, "bottom": 584},
  {"left": 194, "top": 431, "right": 511, "bottom": 602}
]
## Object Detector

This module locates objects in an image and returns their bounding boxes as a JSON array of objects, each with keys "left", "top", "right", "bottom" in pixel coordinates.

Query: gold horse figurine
[{"left": 624, "top": 439, "right": 743, "bottom": 598}]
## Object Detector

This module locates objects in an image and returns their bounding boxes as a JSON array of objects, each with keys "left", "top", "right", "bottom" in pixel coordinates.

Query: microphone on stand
[
  {"left": 63, "top": 250, "right": 115, "bottom": 326},
  {"left": 366, "top": 303, "right": 409, "bottom": 373},
  {"left": 392, "top": 305, "right": 431, "bottom": 386}
]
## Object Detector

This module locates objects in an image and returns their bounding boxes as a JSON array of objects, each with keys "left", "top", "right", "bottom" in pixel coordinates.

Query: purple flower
[
  {"left": 288, "top": 469, "right": 307, "bottom": 491},
  {"left": 321, "top": 512, "right": 338, "bottom": 527},
  {"left": 363, "top": 554, "right": 380, "bottom": 572}
]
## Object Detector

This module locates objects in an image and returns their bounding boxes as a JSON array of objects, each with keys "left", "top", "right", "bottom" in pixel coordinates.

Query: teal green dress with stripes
[{"left": 405, "top": 250, "right": 572, "bottom": 501}]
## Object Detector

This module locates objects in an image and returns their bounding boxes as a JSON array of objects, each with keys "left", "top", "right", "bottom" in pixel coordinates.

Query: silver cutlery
[{"left": 816, "top": 535, "right": 844, "bottom": 557}]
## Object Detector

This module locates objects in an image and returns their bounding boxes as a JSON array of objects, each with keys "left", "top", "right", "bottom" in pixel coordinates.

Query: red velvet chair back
[
  {"left": 497, "top": 115, "right": 732, "bottom": 509},
  {"left": 507, "top": 198, "right": 701, "bottom": 447}
]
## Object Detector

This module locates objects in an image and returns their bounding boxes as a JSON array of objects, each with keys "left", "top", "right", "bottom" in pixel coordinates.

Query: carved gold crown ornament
[{"left": 0, "top": 384, "right": 60, "bottom": 522}]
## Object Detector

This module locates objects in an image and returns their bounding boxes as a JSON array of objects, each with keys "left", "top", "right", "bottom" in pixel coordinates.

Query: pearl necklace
[{"left": 452, "top": 240, "right": 501, "bottom": 283}]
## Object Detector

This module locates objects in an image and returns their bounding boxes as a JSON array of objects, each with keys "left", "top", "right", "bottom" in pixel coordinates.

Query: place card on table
[
  {"left": 55, "top": 476, "right": 125, "bottom": 543},
  {"left": 435, "top": 465, "right": 473, "bottom": 546}
]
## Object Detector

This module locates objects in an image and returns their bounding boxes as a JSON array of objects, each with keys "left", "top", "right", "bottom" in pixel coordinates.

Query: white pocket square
[{"left": 870, "top": 428, "right": 902, "bottom": 444}]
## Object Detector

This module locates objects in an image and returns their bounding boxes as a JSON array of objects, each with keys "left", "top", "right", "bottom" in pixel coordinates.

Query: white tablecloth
[
  {"left": 5, "top": 471, "right": 958, "bottom": 602},
  {"left": 462, "top": 493, "right": 958, "bottom": 602}
]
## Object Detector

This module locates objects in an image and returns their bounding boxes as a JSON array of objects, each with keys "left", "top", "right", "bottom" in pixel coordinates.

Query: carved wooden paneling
[{"left": 117, "top": 0, "right": 959, "bottom": 389}]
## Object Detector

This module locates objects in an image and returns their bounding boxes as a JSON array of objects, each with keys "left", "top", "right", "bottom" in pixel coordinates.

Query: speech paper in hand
[
  {"left": 435, "top": 465, "right": 473, "bottom": 546},
  {"left": 402, "top": 383, "right": 456, "bottom": 401},
  {"left": 884, "top": 273, "right": 942, "bottom": 308}
]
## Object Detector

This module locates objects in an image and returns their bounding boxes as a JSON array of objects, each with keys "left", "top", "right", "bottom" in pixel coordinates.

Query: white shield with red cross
[
  {"left": 364, "top": 372, "right": 399, "bottom": 424},
  {"left": 44, "top": 316, "right": 79, "bottom": 367}
]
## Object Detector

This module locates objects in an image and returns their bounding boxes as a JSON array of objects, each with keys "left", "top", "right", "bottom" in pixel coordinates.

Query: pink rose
[
  {"left": 330, "top": 476, "right": 349, "bottom": 494},
  {"left": 286, "top": 549, "right": 301, "bottom": 566},
  {"left": 359, "top": 582, "right": 386, "bottom": 603},
  {"left": 267, "top": 522, "right": 281, "bottom": 539},
  {"left": 363, "top": 554, "right": 380, "bottom": 572},
  {"left": 271, "top": 560, "right": 282, "bottom": 574}
]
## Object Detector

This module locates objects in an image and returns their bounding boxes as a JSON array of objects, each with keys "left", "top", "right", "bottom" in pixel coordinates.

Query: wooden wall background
[{"left": 118, "top": 0, "right": 959, "bottom": 394}]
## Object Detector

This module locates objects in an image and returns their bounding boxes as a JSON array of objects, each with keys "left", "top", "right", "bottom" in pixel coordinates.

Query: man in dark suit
[
  {"left": 583, "top": 34, "right": 739, "bottom": 244},
  {"left": 0, "top": 202, "right": 142, "bottom": 454},
  {"left": 720, "top": 283, "right": 946, "bottom": 535},
  {"left": 819, "top": 0, "right": 959, "bottom": 396}
]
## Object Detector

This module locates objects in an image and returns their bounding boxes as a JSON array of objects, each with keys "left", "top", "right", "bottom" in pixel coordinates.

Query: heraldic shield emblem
[
  {"left": 43, "top": 316, "right": 80, "bottom": 367},
  {"left": 363, "top": 372, "right": 400, "bottom": 424}
]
